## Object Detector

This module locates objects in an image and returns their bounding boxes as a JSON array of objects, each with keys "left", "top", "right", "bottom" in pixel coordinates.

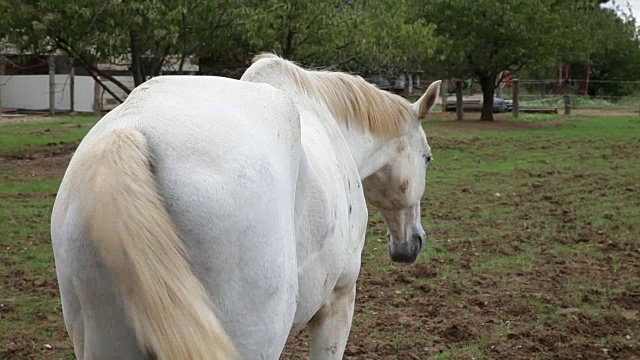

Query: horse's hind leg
[
  {"left": 308, "top": 284, "right": 356, "bottom": 360},
  {"left": 56, "top": 244, "right": 149, "bottom": 359}
]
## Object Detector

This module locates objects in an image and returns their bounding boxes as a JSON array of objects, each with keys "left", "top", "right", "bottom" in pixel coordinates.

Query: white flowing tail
[{"left": 76, "top": 127, "right": 238, "bottom": 360}]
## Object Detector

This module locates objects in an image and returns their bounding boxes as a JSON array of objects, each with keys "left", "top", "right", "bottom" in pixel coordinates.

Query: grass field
[{"left": 1, "top": 113, "right": 639, "bottom": 359}]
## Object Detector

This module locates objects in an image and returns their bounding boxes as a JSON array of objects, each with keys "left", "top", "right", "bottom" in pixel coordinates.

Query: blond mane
[{"left": 251, "top": 53, "right": 415, "bottom": 137}]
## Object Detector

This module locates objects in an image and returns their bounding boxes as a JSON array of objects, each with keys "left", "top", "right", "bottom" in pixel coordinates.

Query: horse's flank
[{"left": 251, "top": 53, "right": 415, "bottom": 137}]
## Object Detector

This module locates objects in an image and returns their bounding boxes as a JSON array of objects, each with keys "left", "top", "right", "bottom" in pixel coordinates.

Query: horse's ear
[{"left": 412, "top": 80, "right": 442, "bottom": 119}]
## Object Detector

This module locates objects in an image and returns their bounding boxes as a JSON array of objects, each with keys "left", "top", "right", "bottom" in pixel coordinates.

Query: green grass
[
  {"left": 2, "top": 114, "right": 640, "bottom": 359},
  {"left": 0, "top": 115, "right": 96, "bottom": 153},
  {"left": 0, "top": 115, "right": 95, "bottom": 359},
  {"left": 0, "top": 180, "right": 62, "bottom": 195}
]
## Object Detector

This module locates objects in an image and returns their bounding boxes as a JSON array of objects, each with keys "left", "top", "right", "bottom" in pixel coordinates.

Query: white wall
[
  {"left": 74, "top": 76, "right": 97, "bottom": 112},
  {"left": 0, "top": 74, "right": 96, "bottom": 112}
]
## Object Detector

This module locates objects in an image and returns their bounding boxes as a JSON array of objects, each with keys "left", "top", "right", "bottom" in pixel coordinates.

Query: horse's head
[{"left": 363, "top": 80, "right": 441, "bottom": 263}]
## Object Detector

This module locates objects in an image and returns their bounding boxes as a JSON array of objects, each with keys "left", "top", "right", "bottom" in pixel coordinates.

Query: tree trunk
[
  {"left": 283, "top": 29, "right": 295, "bottom": 59},
  {"left": 479, "top": 74, "right": 497, "bottom": 121},
  {"left": 178, "top": 53, "right": 187, "bottom": 75},
  {"left": 130, "top": 32, "right": 145, "bottom": 87}
]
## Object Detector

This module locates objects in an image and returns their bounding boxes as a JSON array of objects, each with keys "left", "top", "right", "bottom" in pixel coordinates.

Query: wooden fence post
[
  {"left": 0, "top": 56, "right": 6, "bottom": 115},
  {"left": 456, "top": 80, "right": 464, "bottom": 121},
  {"left": 405, "top": 73, "right": 413, "bottom": 96},
  {"left": 93, "top": 75, "right": 102, "bottom": 115},
  {"left": 512, "top": 79, "right": 520, "bottom": 118},
  {"left": 637, "top": 82, "right": 640, "bottom": 116},
  {"left": 69, "top": 66, "right": 75, "bottom": 113},
  {"left": 441, "top": 80, "right": 448, "bottom": 113},
  {"left": 564, "top": 80, "right": 572, "bottom": 115},
  {"left": 48, "top": 55, "right": 55, "bottom": 116}
]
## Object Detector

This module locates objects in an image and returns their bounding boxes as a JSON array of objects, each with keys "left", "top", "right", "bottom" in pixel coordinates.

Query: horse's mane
[{"left": 251, "top": 53, "right": 415, "bottom": 137}]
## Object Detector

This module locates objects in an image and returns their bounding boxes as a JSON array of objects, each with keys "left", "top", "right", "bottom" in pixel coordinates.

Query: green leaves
[
  {"left": 412, "top": 0, "right": 639, "bottom": 82},
  {"left": 3, "top": 0, "right": 439, "bottom": 78},
  {"left": 7, "top": 0, "right": 634, "bottom": 96}
]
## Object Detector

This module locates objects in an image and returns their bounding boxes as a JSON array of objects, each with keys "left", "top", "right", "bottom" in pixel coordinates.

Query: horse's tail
[{"left": 76, "top": 127, "right": 238, "bottom": 360}]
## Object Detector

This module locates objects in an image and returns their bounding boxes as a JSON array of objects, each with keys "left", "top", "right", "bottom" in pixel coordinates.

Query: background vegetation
[{"left": 2, "top": 0, "right": 640, "bottom": 119}]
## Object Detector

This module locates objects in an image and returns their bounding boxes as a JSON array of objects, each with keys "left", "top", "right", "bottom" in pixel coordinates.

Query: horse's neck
[
  {"left": 291, "top": 97, "right": 390, "bottom": 181},
  {"left": 336, "top": 123, "right": 394, "bottom": 180},
  {"left": 242, "top": 71, "right": 393, "bottom": 180},
  {"left": 291, "top": 94, "right": 394, "bottom": 181}
]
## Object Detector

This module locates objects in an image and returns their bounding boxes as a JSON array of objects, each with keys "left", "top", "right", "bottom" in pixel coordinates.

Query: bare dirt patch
[{"left": 0, "top": 144, "right": 76, "bottom": 181}]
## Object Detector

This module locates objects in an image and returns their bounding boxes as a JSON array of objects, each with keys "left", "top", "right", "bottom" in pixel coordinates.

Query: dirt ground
[
  {"left": 2, "top": 114, "right": 639, "bottom": 359},
  {"left": 0, "top": 144, "right": 75, "bottom": 182}
]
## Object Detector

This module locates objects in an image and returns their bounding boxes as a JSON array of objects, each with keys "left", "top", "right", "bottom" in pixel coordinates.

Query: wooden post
[
  {"left": 455, "top": 80, "right": 464, "bottom": 121},
  {"left": 0, "top": 56, "right": 6, "bottom": 115},
  {"left": 441, "top": 80, "right": 448, "bottom": 113},
  {"left": 398, "top": 72, "right": 405, "bottom": 92},
  {"left": 48, "top": 55, "right": 55, "bottom": 116},
  {"left": 584, "top": 64, "right": 590, "bottom": 96},
  {"left": 69, "top": 66, "right": 75, "bottom": 113},
  {"left": 564, "top": 95, "right": 571, "bottom": 115},
  {"left": 558, "top": 65, "right": 563, "bottom": 85},
  {"left": 563, "top": 80, "right": 572, "bottom": 115},
  {"left": 512, "top": 79, "right": 520, "bottom": 118},
  {"left": 405, "top": 73, "right": 413, "bottom": 96},
  {"left": 93, "top": 75, "right": 101, "bottom": 115}
]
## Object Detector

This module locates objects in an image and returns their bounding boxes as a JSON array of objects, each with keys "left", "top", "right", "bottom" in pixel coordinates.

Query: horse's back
[
  {"left": 52, "top": 76, "right": 302, "bottom": 359},
  {"left": 75, "top": 75, "right": 300, "bottom": 157}
]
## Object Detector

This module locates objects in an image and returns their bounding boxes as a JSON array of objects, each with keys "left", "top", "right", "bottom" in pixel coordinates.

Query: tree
[
  {"left": 506, "top": 1, "right": 640, "bottom": 98},
  {"left": 414, "top": 0, "right": 597, "bottom": 121},
  {"left": 570, "top": 4, "right": 640, "bottom": 96},
  {"left": 239, "top": 0, "right": 438, "bottom": 75},
  {"left": 4, "top": 0, "right": 439, "bottom": 102},
  {"left": 4, "top": 0, "right": 242, "bottom": 99}
]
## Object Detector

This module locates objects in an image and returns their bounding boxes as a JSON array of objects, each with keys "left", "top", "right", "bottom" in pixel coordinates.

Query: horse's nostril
[{"left": 412, "top": 233, "right": 424, "bottom": 249}]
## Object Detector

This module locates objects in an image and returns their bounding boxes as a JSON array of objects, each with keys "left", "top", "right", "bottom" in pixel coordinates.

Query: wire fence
[
  {"left": 2, "top": 66, "right": 640, "bottom": 116},
  {"left": 499, "top": 79, "right": 640, "bottom": 113}
]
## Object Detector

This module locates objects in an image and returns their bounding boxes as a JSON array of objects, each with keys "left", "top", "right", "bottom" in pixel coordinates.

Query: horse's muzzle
[{"left": 388, "top": 232, "right": 424, "bottom": 263}]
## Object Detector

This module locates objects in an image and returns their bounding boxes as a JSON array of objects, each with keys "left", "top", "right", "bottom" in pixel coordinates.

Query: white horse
[{"left": 51, "top": 53, "right": 440, "bottom": 359}]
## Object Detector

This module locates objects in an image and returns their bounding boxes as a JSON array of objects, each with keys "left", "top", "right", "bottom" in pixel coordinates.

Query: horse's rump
[{"left": 52, "top": 76, "right": 303, "bottom": 359}]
